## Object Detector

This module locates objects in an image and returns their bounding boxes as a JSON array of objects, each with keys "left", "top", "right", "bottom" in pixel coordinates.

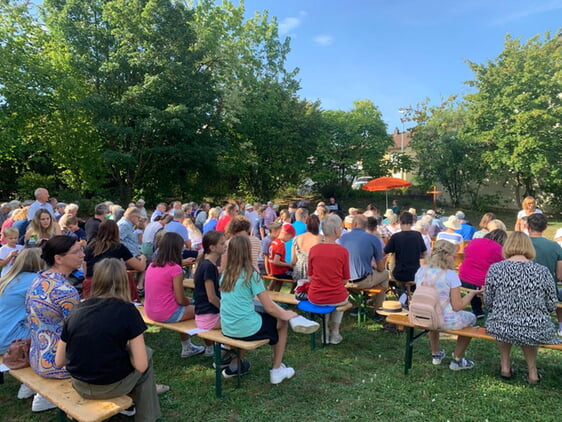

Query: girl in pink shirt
[{"left": 144, "top": 232, "right": 204, "bottom": 358}]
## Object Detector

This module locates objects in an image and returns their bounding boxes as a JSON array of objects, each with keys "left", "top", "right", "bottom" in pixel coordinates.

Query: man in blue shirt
[
  {"left": 164, "top": 209, "right": 191, "bottom": 250},
  {"left": 339, "top": 215, "right": 389, "bottom": 313},
  {"left": 117, "top": 207, "right": 141, "bottom": 256}
]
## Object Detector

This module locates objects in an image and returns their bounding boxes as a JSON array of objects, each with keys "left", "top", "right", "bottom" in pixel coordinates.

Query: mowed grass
[{"left": 1, "top": 309, "right": 561, "bottom": 422}]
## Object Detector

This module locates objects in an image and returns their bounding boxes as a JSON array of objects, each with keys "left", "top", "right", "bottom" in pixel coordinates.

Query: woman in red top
[{"left": 307, "top": 214, "right": 350, "bottom": 345}]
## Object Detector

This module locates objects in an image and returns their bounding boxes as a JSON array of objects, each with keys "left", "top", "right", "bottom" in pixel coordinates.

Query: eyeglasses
[{"left": 60, "top": 247, "right": 84, "bottom": 256}]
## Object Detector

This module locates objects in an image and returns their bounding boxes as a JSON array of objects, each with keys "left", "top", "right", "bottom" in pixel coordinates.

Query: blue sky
[{"left": 240, "top": 0, "right": 562, "bottom": 131}]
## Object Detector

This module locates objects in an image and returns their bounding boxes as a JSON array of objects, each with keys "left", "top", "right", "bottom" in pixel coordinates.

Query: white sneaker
[
  {"left": 270, "top": 363, "right": 295, "bottom": 385},
  {"left": 329, "top": 331, "right": 343, "bottom": 345},
  {"left": 32, "top": 394, "right": 56, "bottom": 412},
  {"left": 204, "top": 345, "right": 214, "bottom": 357},
  {"left": 17, "top": 384, "right": 35, "bottom": 399},
  {"left": 289, "top": 315, "right": 320, "bottom": 334},
  {"left": 181, "top": 341, "right": 205, "bottom": 358},
  {"left": 432, "top": 350, "right": 445, "bottom": 365}
]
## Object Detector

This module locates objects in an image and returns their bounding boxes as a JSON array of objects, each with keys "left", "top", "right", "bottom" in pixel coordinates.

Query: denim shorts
[{"left": 163, "top": 306, "right": 187, "bottom": 323}]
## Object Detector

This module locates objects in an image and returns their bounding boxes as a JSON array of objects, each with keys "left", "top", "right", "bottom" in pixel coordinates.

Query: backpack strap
[{"left": 421, "top": 268, "right": 447, "bottom": 288}]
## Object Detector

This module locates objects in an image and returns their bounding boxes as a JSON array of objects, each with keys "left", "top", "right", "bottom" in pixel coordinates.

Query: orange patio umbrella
[{"left": 361, "top": 177, "right": 412, "bottom": 209}]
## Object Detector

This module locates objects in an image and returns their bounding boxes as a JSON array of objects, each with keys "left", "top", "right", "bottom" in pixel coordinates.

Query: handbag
[
  {"left": 295, "top": 279, "right": 310, "bottom": 301},
  {"left": 3, "top": 338, "right": 31, "bottom": 370}
]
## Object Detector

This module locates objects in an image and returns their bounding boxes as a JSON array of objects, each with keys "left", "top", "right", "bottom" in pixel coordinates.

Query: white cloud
[
  {"left": 278, "top": 11, "right": 307, "bottom": 35},
  {"left": 313, "top": 35, "right": 334, "bottom": 46}
]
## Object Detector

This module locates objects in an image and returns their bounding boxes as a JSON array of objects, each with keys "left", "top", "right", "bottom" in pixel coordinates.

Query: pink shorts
[{"left": 195, "top": 313, "right": 220, "bottom": 330}]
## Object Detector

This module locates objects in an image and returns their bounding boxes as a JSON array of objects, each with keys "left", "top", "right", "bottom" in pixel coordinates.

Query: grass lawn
[{"left": 1, "top": 308, "right": 561, "bottom": 421}]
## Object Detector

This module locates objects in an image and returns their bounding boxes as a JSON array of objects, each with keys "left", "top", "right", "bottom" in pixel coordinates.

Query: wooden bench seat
[
  {"left": 386, "top": 313, "right": 562, "bottom": 375},
  {"left": 136, "top": 306, "right": 268, "bottom": 397},
  {"left": 0, "top": 357, "right": 132, "bottom": 422}
]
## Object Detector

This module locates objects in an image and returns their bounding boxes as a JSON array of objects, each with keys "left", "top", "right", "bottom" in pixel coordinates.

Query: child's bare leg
[{"left": 272, "top": 319, "right": 289, "bottom": 369}]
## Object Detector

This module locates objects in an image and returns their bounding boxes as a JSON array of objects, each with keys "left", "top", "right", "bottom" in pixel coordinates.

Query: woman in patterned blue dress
[
  {"left": 485, "top": 231, "right": 560, "bottom": 383},
  {"left": 25, "top": 236, "right": 83, "bottom": 412}
]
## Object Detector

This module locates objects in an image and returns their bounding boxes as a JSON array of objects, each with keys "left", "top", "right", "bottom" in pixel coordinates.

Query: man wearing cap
[
  {"left": 340, "top": 215, "right": 389, "bottom": 315},
  {"left": 244, "top": 203, "right": 259, "bottom": 237},
  {"left": 267, "top": 223, "right": 296, "bottom": 291},
  {"left": 426, "top": 209, "right": 444, "bottom": 237},
  {"left": 454, "top": 211, "right": 476, "bottom": 241},
  {"left": 27, "top": 187, "right": 55, "bottom": 221}
]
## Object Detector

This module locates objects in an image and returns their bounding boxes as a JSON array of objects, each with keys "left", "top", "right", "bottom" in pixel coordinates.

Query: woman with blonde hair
[
  {"left": 0, "top": 249, "right": 44, "bottom": 353},
  {"left": 485, "top": 231, "right": 560, "bottom": 383},
  {"left": 24, "top": 208, "right": 62, "bottom": 247},
  {"left": 183, "top": 217, "right": 202, "bottom": 250},
  {"left": 472, "top": 212, "right": 496, "bottom": 239},
  {"left": 56, "top": 258, "right": 164, "bottom": 420},
  {"left": 203, "top": 207, "right": 220, "bottom": 234},
  {"left": 414, "top": 240, "right": 481, "bottom": 370},
  {"left": 514, "top": 196, "right": 542, "bottom": 232}
]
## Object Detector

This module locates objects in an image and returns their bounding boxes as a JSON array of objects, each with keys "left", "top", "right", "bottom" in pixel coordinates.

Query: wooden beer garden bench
[
  {"left": 385, "top": 313, "right": 562, "bottom": 375},
  {"left": 0, "top": 357, "right": 132, "bottom": 422},
  {"left": 136, "top": 306, "right": 268, "bottom": 397}
]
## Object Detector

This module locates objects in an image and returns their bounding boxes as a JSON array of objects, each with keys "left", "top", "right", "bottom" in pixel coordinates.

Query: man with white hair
[
  {"left": 27, "top": 188, "right": 55, "bottom": 221},
  {"left": 117, "top": 207, "right": 142, "bottom": 256},
  {"left": 136, "top": 199, "right": 148, "bottom": 218}
]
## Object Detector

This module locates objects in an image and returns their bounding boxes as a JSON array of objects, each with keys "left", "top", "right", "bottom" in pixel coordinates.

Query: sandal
[{"left": 499, "top": 369, "right": 514, "bottom": 380}]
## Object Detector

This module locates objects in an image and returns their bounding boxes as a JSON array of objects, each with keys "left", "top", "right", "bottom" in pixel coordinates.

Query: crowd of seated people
[{"left": 1, "top": 188, "right": 561, "bottom": 420}]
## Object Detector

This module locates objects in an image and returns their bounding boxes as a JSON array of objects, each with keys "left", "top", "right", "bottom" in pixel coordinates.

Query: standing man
[
  {"left": 264, "top": 201, "right": 277, "bottom": 230},
  {"left": 527, "top": 214, "right": 562, "bottom": 336},
  {"left": 339, "top": 215, "right": 389, "bottom": 318},
  {"left": 244, "top": 204, "right": 259, "bottom": 237},
  {"left": 85, "top": 203, "right": 108, "bottom": 243},
  {"left": 136, "top": 199, "right": 148, "bottom": 218},
  {"left": 27, "top": 188, "right": 55, "bottom": 221}
]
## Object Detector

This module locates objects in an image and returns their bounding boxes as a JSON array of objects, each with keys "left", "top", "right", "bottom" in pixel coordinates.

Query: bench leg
[
  {"left": 403, "top": 326, "right": 429, "bottom": 375},
  {"left": 0, "top": 372, "right": 4, "bottom": 384},
  {"left": 57, "top": 409, "right": 68, "bottom": 422},
  {"left": 213, "top": 342, "right": 223, "bottom": 398}
]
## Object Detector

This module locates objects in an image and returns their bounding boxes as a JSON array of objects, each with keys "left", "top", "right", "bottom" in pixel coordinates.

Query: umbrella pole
[{"left": 385, "top": 191, "right": 389, "bottom": 210}]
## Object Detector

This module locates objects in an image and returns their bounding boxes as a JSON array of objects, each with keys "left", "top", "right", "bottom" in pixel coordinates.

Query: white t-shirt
[
  {"left": 516, "top": 208, "right": 542, "bottom": 219},
  {"left": 554, "top": 228, "right": 562, "bottom": 248},
  {"left": 0, "top": 244, "right": 24, "bottom": 276}
]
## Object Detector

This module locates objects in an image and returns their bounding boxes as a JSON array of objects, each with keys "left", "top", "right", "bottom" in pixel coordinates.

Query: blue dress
[{"left": 26, "top": 270, "right": 79, "bottom": 379}]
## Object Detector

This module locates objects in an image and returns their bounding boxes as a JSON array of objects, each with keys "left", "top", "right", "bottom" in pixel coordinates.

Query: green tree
[
  {"left": 190, "top": 0, "right": 316, "bottom": 200},
  {"left": 42, "top": 0, "right": 219, "bottom": 202},
  {"left": 312, "top": 100, "right": 391, "bottom": 193},
  {"left": 466, "top": 32, "right": 562, "bottom": 206},
  {"left": 0, "top": 0, "right": 63, "bottom": 198},
  {"left": 409, "top": 98, "right": 488, "bottom": 207}
]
